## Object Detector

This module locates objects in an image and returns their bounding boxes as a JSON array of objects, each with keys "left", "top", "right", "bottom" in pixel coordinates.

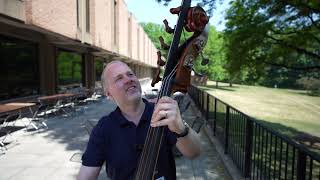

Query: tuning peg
[
  {"left": 159, "top": 36, "right": 170, "bottom": 50},
  {"left": 151, "top": 67, "right": 162, "bottom": 87},
  {"left": 163, "top": 19, "right": 174, "bottom": 34},
  {"left": 157, "top": 51, "right": 166, "bottom": 66},
  {"left": 170, "top": 6, "right": 181, "bottom": 15},
  {"left": 200, "top": 52, "right": 209, "bottom": 65}
]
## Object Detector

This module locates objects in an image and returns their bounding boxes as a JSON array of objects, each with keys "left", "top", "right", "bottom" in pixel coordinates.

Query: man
[{"left": 77, "top": 60, "right": 201, "bottom": 180}]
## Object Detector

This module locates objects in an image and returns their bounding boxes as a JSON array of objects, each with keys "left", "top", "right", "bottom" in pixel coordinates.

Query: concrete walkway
[
  {"left": 175, "top": 97, "right": 231, "bottom": 180},
  {"left": 0, "top": 96, "right": 231, "bottom": 180}
]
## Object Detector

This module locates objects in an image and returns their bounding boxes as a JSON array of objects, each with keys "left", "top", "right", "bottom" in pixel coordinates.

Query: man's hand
[
  {"left": 150, "top": 96, "right": 202, "bottom": 159},
  {"left": 150, "top": 96, "right": 186, "bottom": 134}
]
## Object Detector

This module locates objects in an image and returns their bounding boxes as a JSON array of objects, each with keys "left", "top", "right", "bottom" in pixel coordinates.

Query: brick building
[{"left": 0, "top": 0, "right": 158, "bottom": 101}]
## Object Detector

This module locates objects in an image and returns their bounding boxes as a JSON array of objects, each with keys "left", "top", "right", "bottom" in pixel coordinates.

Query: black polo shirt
[{"left": 82, "top": 99, "right": 177, "bottom": 180}]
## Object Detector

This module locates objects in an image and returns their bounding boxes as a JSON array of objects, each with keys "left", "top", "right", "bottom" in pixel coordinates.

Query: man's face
[{"left": 104, "top": 62, "right": 142, "bottom": 104}]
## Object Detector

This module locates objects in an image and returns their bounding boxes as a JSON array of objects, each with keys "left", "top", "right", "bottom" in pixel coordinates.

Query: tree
[
  {"left": 156, "top": 0, "right": 320, "bottom": 86},
  {"left": 224, "top": 0, "right": 320, "bottom": 75},
  {"left": 141, "top": 22, "right": 229, "bottom": 86},
  {"left": 155, "top": 0, "right": 218, "bottom": 17},
  {"left": 193, "top": 26, "right": 229, "bottom": 85},
  {"left": 141, "top": 22, "right": 172, "bottom": 55},
  {"left": 297, "top": 77, "right": 320, "bottom": 95}
]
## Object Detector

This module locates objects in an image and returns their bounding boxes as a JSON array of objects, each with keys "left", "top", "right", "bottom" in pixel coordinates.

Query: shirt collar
[{"left": 115, "top": 98, "right": 154, "bottom": 128}]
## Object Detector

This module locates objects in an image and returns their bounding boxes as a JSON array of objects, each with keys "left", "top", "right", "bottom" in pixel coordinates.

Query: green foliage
[
  {"left": 141, "top": 22, "right": 229, "bottom": 82},
  {"left": 194, "top": 26, "right": 228, "bottom": 81},
  {"left": 154, "top": 0, "right": 320, "bottom": 89},
  {"left": 95, "top": 59, "right": 104, "bottom": 81},
  {"left": 155, "top": 0, "right": 217, "bottom": 17},
  {"left": 224, "top": 0, "right": 320, "bottom": 86},
  {"left": 296, "top": 77, "right": 320, "bottom": 96},
  {"left": 57, "top": 51, "right": 82, "bottom": 85},
  {"left": 140, "top": 22, "right": 171, "bottom": 55}
]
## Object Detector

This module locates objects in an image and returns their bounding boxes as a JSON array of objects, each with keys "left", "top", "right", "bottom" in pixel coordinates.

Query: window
[
  {"left": 137, "top": 27, "right": 140, "bottom": 58},
  {"left": 95, "top": 58, "right": 104, "bottom": 81},
  {"left": 114, "top": 0, "right": 117, "bottom": 45},
  {"left": 76, "top": 0, "right": 80, "bottom": 28},
  {"left": 86, "top": 0, "right": 90, "bottom": 32},
  {"left": 0, "top": 35, "right": 39, "bottom": 100},
  {"left": 57, "top": 51, "right": 83, "bottom": 86},
  {"left": 128, "top": 16, "right": 132, "bottom": 56}
]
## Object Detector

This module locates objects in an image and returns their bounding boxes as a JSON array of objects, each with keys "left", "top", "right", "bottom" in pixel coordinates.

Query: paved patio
[{"left": 0, "top": 93, "right": 231, "bottom": 180}]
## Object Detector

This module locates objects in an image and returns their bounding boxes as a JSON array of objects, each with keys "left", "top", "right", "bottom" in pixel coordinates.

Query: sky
[{"left": 125, "top": 0, "right": 231, "bottom": 32}]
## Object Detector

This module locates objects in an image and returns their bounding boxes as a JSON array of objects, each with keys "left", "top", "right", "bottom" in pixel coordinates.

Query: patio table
[
  {"left": 0, "top": 102, "right": 36, "bottom": 114},
  {"left": 38, "top": 93, "right": 78, "bottom": 105}
]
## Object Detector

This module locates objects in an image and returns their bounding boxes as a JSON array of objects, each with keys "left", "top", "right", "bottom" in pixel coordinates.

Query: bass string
[
  {"left": 135, "top": 65, "right": 178, "bottom": 179},
  {"left": 148, "top": 68, "right": 177, "bottom": 178},
  {"left": 135, "top": 68, "right": 175, "bottom": 179},
  {"left": 135, "top": 76, "right": 169, "bottom": 179},
  {"left": 137, "top": 69, "right": 175, "bottom": 179}
]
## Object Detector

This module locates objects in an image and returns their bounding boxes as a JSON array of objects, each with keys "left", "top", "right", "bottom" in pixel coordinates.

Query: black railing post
[
  {"left": 224, "top": 106, "right": 230, "bottom": 154},
  {"left": 297, "top": 150, "right": 307, "bottom": 180},
  {"left": 198, "top": 89, "right": 200, "bottom": 107},
  {"left": 213, "top": 98, "right": 217, "bottom": 136},
  {"left": 244, "top": 119, "right": 253, "bottom": 177},
  {"left": 206, "top": 93, "right": 209, "bottom": 122},
  {"left": 197, "top": 89, "right": 199, "bottom": 106},
  {"left": 188, "top": 86, "right": 320, "bottom": 180},
  {"left": 194, "top": 89, "right": 199, "bottom": 107},
  {"left": 201, "top": 91, "right": 204, "bottom": 115}
]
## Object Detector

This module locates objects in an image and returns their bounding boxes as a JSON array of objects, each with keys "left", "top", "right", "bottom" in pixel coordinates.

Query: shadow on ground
[
  {"left": 256, "top": 119, "right": 320, "bottom": 152},
  {"left": 41, "top": 98, "right": 116, "bottom": 152}
]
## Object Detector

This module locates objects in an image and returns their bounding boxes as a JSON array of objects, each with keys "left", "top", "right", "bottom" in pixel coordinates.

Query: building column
[
  {"left": 133, "top": 64, "right": 137, "bottom": 75},
  {"left": 39, "top": 38, "right": 56, "bottom": 95},
  {"left": 84, "top": 53, "right": 95, "bottom": 91}
]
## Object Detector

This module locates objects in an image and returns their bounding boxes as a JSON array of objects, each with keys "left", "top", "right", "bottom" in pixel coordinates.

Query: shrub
[{"left": 296, "top": 77, "right": 320, "bottom": 96}]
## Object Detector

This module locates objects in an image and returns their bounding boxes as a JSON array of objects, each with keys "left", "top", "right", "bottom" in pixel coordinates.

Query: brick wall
[
  {"left": 118, "top": 0, "right": 129, "bottom": 57},
  {"left": 27, "top": 0, "right": 77, "bottom": 39},
  {"left": 12, "top": 0, "right": 158, "bottom": 67},
  {"left": 131, "top": 15, "right": 139, "bottom": 61},
  {"left": 93, "top": 0, "right": 111, "bottom": 51}
]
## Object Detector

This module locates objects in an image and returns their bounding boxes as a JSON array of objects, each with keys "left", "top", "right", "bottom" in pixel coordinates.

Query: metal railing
[{"left": 188, "top": 85, "right": 320, "bottom": 180}]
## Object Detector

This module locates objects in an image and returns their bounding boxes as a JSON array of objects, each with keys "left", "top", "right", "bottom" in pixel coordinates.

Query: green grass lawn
[{"left": 199, "top": 81, "right": 320, "bottom": 138}]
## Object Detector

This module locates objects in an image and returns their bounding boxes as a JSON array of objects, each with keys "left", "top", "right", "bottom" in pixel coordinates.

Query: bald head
[{"left": 101, "top": 60, "right": 130, "bottom": 94}]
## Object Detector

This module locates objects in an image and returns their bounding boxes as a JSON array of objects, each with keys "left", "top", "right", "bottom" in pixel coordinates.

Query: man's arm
[
  {"left": 175, "top": 126, "right": 201, "bottom": 159},
  {"left": 151, "top": 96, "right": 201, "bottom": 159},
  {"left": 77, "top": 165, "right": 101, "bottom": 180}
]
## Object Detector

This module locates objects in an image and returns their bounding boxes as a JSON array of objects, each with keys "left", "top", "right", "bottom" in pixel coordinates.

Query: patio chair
[
  {"left": 26, "top": 105, "right": 48, "bottom": 130},
  {"left": 3, "top": 113, "right": 20, "bottom": 127},
  {"left": 84, "top": 93, "right": 101, "bottom": 104},
  {"left": 0, "top": 113, "right": 20, "bottom": 150},
  {"left": 53, "top": 99, "right": 73, "bottom": 117},
  {"left": 72, "top": 96, "right": 89, "bottom": 115},
  {"left": 0, "top": 114, "right": 8, "bottom": 123},
  {"left": 0, "top": 115, "right": 7, "bottom": 149},
  {"left": 74, "top": 95, "right": 88, "bottom": 106},
  {"left": 0, "top": 144, "right": 4, "bottom": 155}
]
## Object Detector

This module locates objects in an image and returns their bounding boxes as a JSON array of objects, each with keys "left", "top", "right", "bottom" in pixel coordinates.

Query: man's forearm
[
  {"left": 176, "top": 127, "right": 201, "bottom": 159},
  {"left": 77, "top": 165, "right": 101, "bottom": 180}
]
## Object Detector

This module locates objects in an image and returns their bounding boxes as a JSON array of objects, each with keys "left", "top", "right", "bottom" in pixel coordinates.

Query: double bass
[{"left": 135, "top": 0, "right": 209, "bottom": 179}]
